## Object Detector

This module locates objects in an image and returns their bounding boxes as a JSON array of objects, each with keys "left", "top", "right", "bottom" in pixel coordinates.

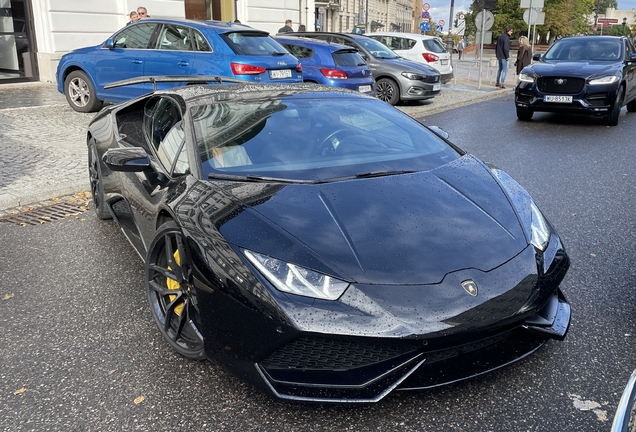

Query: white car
[{"left": 367, "top": 32, "right": 453, "bottom": 83}]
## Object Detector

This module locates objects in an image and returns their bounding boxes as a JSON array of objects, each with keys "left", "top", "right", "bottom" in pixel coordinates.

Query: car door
[
  {"left": 94, "top": 22, "right": 157, "bottom": 102},
  {"left": 144, "top": 24, "right": 196, "bottom": 91},
  {"left": 624, "top": 38, "right": 636, "bottom": 104}
]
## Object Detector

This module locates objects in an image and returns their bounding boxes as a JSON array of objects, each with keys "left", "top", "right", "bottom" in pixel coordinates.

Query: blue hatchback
[
  {"left": 56, "top": 19, "right": 302, "bottom": 112},
  {"left": 274, "top": 35, "right": 374, "bottom": 95}
]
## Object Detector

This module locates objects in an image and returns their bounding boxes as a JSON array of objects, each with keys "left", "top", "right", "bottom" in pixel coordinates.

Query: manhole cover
[{"left": 0, "top": 202, "right": 87, "bottom": 226}]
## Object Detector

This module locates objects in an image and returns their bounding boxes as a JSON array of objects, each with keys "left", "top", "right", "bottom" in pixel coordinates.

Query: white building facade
[{"left": 0, "top": 0, "right": 418, "bottom": 85}]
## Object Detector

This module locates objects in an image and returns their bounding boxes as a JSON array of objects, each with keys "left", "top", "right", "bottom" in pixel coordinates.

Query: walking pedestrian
[
  {"left": 515, "top": 36, "right": 532, "bottom": 75},
  {"left": 457, "top": 39, "right": 464, "bottom": 60},
  {"left": 278, "top": 19, "right": 293, "bottom": 33},
  {"left": 495, "top": 26, "right": 513, "bottom": 88}
]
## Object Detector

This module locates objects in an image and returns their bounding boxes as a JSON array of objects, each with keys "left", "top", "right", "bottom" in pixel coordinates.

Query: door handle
[
  {"left": 178, "top": 61, "right": 190, "bottom": 67},
  {"left": 132, "top": 59, "right": 143, "bottom": 64}
]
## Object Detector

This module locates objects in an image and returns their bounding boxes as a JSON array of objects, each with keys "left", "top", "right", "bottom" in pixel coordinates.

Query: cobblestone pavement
[{"left": 0, "top": 64, "right": 512, "bottom": 214}]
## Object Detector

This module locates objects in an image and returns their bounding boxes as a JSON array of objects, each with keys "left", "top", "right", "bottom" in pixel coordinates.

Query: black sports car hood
[
  {"left": 218, "top": 155, "right": 528, "bottom": 285},
  {"left": 529, "top": 61, "right": 621, "bottom": 78}
]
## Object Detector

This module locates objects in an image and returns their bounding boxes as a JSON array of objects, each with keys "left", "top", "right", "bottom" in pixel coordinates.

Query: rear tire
[
  {"left": 516, "top": 109, "right": 533, "bottom": 121},
  {"left": 606, "top": 86, "right": 624, "bottom": 126},
  {"left": 64, "top": 70, "right": 103, "bottom": 113},
  {"left": 375, "top": 78, "right": 400, "bottom": 105}
]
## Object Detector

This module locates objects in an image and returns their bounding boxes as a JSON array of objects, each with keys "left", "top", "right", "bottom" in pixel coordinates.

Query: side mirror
[
  {"left": 103, "top": 38, "right": 115, "bottom": 50},
  {"left": 104, "top": 147, "right": 151, "bottom": 172},
  {"left": 532, "top": 52, "right": 542, "bottom": 61},
  {"left": 428, "top": 125, "right": 449, "bottom": 140}
]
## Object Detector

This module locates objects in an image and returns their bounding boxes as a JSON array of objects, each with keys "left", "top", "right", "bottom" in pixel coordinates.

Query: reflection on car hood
[
  {"left": 530, "top": 61, "right": 621, "bottom": 77},
  {"left": 225, "top": 155, "right": 527, "bottom": 285},
  {"left": 374, "top": 57, "right": 438, "bottom": 75}
]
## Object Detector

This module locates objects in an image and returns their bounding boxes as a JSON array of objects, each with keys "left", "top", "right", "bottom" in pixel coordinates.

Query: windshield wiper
[
  {"left": 207, "top": 172, "right": 313, "bottom": 184},
  {"left": 355, "top": 170, "right": 417, "bottom": 179}
]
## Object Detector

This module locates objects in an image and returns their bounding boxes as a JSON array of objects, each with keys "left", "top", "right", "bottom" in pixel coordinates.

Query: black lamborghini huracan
[{"left": 88, "top": 78, "right": 571, "bottom": 403}]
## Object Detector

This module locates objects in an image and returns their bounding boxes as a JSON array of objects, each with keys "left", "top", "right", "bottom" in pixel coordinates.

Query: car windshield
[
  {"left": 356, "top": 37, "right": 400, "bottom": 59},
  {"left": 192, "top": 95, "right": 459, "bottom": 183},
  {"left": 543, "top": 38, "right": 623, "bottom": 62}
]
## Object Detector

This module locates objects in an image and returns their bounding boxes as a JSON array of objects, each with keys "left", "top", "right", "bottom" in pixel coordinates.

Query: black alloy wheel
[
  {"left": 88, "top": 144, "right": 111, "bottom": 220},
  {"left": 375, "top": 78, "right": 400, "bottom": 105},
  {"left": 607, "top": 86, "right": 625, "bottom": 126},
  {"left": 146, "top": 221, "right": 205, "bottom": 359},
  {"left": 64, "top": 70, "right": 103, "bottom": 113}
]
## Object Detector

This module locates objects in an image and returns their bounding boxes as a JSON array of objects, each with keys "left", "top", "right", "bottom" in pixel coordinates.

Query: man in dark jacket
[
  {"left": 495, "top": 26, "right": 513, "bottom": 88},
  {"left": 278, "top": 19, "right": 293, "bottom": 33}
]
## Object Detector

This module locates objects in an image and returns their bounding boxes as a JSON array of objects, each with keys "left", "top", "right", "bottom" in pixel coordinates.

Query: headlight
[
  {"left": 518, "top": 73, "right": 535, "bottom": 83},
  {"left": 401, "top": 72, "right": 426, "bottom": 80},
  {"left": 589, "top": 75, "right": 619, "bottom": 85},
  {"left": 490, "top": 167, "right": 552, "bottom": 252},
  {"left": 244, "top": 250, "right": 349, "bottom": 300}
]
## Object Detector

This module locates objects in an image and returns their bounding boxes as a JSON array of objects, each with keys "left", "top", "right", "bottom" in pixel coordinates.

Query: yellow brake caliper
[{"left": 166, "top": 249, "right": 185, "bottom": 316}]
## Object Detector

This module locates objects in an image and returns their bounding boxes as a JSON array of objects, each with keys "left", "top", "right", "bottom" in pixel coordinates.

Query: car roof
[
  {"left": 129, "top": 18, "right": 262, "bottom": 34},
  {"left": 274, "top": 35, "right": 354, "bottom": 52},
  {"left": 293, "top": 31, "right": 372, "bottom": 42},
  {"left": 367, "top": 32, "right": 435, "bottom": 40}
]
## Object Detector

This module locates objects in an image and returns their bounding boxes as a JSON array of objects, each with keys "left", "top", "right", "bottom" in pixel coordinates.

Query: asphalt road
[{"left": 1, "top": 96, "right": 635, "bottom": 431}]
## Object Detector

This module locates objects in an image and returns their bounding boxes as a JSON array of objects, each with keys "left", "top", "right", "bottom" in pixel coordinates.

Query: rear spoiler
[{"left": 104, "top": 75, "right": 245, "bottom": 91}]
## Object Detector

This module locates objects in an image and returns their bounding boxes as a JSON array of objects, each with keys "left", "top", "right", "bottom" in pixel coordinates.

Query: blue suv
[
  {"left": 275, "top": 36, "right": 374, "bottom": 95},
  {"left": 56, "top": 19, "right": 302, "bottom": 112}
]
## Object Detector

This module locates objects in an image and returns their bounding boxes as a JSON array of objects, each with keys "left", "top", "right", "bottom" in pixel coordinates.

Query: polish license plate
[
  {"left": 433, "top": 83, "right": 441, "bottom": 91},
  {"left": 441, "top": 59, "right": 449, "bottom": 65},
  {"left": 270, "top": 69, "right": 292, "bottom": 79},
  {"left": 358, "top": 85, "right": 372, "bottom": 93},
  {"left": 544, "top": 95, "right": 572, "bottom": 103}
]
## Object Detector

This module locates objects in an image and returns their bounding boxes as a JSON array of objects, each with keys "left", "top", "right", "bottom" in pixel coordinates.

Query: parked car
[
  {"left": 515, "top": 35, "right": 636, "bottom": 125},
  {"left": 367, "top": 32, "right": 453, "bottom": 83},
  {"left": 88, "top": 76, "right": 570, "bottom": 403},
  {"left": 55, "top": 19, "right": 302, "bottom": 112},
  {"left": 274, "top": 35, "right": 374, "bottom": 95},
  {"left": 293, "top": 31, "right": 441, "bottom": 105},
  {"left": 612, "top": 369, "right": 636, "bottom": 432}
]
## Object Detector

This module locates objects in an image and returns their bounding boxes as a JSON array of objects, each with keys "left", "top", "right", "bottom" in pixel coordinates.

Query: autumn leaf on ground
[
  {"left": 134, "top": 395, "right": 145, "bottom": 404},
  {"left": 14, "top": 387, "right": 26, "bottom": 395},
  {"left": 3, "top": 293, "right": 14, "bottom": 300},
  {"left": 108, "top": 369, "right": 117, "bottom": 375}
]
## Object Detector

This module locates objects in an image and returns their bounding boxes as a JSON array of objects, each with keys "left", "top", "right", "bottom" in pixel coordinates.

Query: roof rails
[{"left": 104, "top": 75, "right": 245, "bottom": 91}]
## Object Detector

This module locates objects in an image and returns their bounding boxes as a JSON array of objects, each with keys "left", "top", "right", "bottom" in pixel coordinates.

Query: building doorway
[
  {"left": 0, "top": 0, "right": 37, "bottom": 82},
  {"left": 185, "top": 0, "right": 235, "bottom": 21}
]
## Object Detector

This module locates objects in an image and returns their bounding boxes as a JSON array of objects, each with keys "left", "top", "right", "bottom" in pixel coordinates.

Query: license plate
[
  {"left": 433, "top": 83, "right": 441, "bottom": 91},
  {"left": 358, "top": 85, "right": 372, "bottom": 93},
  {"left": 544, "top": 95, "right": 572, "bottom": 103},
  {"left": 270, "top": 69, "right": 292, "bottom": 79},
  {"left": 441, "top": 59, "right": 448, "bottom": 65}
]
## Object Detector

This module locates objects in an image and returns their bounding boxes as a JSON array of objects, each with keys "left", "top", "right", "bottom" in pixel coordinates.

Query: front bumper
[{"left": 515, "top": 81, "right": 619, "bottom": 116}]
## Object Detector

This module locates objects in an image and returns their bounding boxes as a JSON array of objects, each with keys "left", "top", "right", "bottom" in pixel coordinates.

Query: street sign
[
  {"left": 456, "top": 20, "right": 466, "bottom": 35},
  {"left": 475, "top": 10, "right": 494, "bottom": 31},
  {"left": 523, "top": 9, "right": 545, "bottom": 25},
  {"left": 423, "top": 11, "right": 430, "bottom": 18},
  {"left": 437, "top": 25, "right": 444, "bottom": 33},
  {"left": 439, "top": 20, "right": 445, "bottom": 26},
  {"left": 520, "top": 0, "right": 544, "bottom": 8},
  {"left": 459, "top": 13, "right": 465, "bottom": 20},
  {"left": 318, "top": 6, "right": 325, "bottom": 14},
  {"left": 422, "top": 3, "right": 430, "bottom": 12}
]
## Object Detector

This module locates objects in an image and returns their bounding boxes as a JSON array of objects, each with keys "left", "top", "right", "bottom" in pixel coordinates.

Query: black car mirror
[
  {"left": 103, "top": 38, "right": 115, "bottom": 50},
  {"left": 532, "top": 52, "right": 542, "bottom": 61},
  {"left": 103, "top": 147, "right": 151, "bottom": 172}
]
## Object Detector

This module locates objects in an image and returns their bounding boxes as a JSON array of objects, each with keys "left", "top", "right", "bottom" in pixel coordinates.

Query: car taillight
[
  {"left": 422, "top": 53, "right": 439, "bottom": 63},
  {"left": 295, "top": 64, "right": 303, "bottom": 72},
  {"left": 231, "top": 62, "right": 266, "bottom": 75},
  {"left": 320, "top": 68, "right": 348, "bottom": 79}
]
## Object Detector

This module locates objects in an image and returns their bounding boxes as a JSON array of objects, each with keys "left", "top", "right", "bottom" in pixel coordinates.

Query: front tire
[
  {"left": 375, "top": 78, "right": 400, "bottom": 105},
  {"left": 606, "top": 86, "right": 624, "bottom": 126},
  {"left": 516, "top": 109, "right": 533, "bottom": 121},
  {"left": 146, "top": 221, "right": 205, "bottom": 360},
  {"left": 88, "top": 143, "right": 111, "bottom": 220},
  {"left": 64, "top": 70, "right": 103, "bottom": 113}
]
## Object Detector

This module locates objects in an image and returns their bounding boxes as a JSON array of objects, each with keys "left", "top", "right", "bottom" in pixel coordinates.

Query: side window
[
  {"left": 145, "top": 98, "right": 189, "bottom": 175},
  {"left": 389, "top": 37, "right": 402, "bottom": 50},
  {"left": 112, "top": 23, "right": 156, "bottom": 49},
  {"left": 194, "top": 30, "right": 212, "bottom": 51},
  {"left": 405, "top": 38, "right": 417, "bottom": 49},
  {"left": 282, "top": 43, "right": 313, "bottom": 59},
  {"left": 158, "top": 25, "right": 191, "bottom": 51}
]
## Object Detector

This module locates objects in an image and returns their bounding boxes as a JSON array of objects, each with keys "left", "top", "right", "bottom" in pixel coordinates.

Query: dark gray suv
[{"left": 293, "top": 32, "right": 441, "bottom": 105}]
